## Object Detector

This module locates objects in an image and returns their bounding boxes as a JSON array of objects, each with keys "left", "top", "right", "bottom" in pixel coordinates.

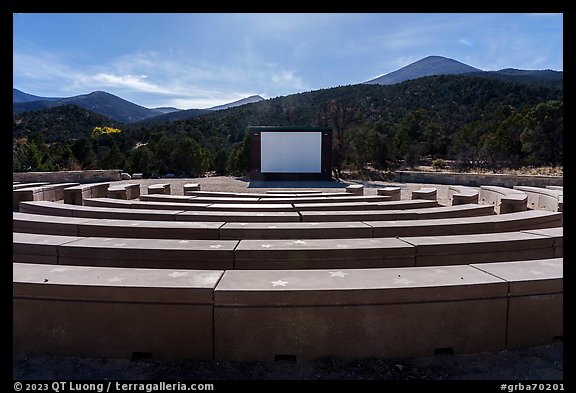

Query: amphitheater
[{"left": 12, "top": 171, "right": 563, "bottom": 377}]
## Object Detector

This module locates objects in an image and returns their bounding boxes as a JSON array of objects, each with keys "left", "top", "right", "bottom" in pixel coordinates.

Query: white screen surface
[{"left": 260, "top": 132, "right": 322, "bottom": 173}]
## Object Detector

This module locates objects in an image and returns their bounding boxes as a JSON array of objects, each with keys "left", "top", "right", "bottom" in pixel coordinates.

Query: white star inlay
[
  {"left": 113, "top": 243, "right": 127, "bottom": 247},
  {"left": 261, "top": 244, "right": 272, "bottom": 248},
  {"left": 107, "top": 277, "right": 126, "bottom": 283},
  {"left": 210, "top": 244, "right": 223, "bottom": 249},
  {"left": 293, "top": 240, "right": 307, "bottom": 245},
  {"left": 169, "top": 271, "right": 188, "bottom": 278},
  {"left": 329, "top": 271, "right": 349, "bottom": 278},
  {"left": 271, "top": 280, "right": 288, "bottom": 287},
  {"left": 179, "top": 240, "right": 189, "bottom": 243},
  {"left": 268, "top": 226, "right": 277, "bottom": 229}
]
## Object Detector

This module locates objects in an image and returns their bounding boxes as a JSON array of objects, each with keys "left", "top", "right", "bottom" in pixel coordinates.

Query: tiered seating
[
  {"left": 12, "top": 181, "right": 563, "bottom": 363},
  {"left": 513, "top": 185, "right": 563, "bottom": 212}
]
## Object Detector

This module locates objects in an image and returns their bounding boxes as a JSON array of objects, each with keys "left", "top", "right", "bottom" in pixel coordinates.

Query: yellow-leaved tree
[{"left": 92, "top": 126, "right": 122, "bottom": 138}]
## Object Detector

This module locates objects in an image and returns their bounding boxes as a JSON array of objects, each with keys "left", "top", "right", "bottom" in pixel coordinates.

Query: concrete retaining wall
[
  {"left": 395, "top": 171, "right": 563, "bottom": 188},
  {"left": 13, "top": 170, "right": 121, "bottom": 184}
]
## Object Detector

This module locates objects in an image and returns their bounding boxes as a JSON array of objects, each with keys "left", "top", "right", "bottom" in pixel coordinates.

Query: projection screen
[{"left": 260, "top": 132, "right": 322, "bottom": 173}]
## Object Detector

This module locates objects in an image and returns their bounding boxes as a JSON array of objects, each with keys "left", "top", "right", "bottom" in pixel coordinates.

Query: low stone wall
[
  {"left": 395, "top": 171, "right": 563, "bottom": 188},
  {"left": 13, "top": 170, "right": 121, "bottom": 184}
]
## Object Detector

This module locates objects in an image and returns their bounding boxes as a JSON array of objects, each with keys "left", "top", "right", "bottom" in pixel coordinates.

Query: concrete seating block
[
  {"left": 479, "top": 186, "right": 527, "bottom": 214},
  {"left": 266, "top": 190, "right": 322, "bottom": 195},
  {"left": 234, "top": 238, "right": 415, "bottom": 269},
  {"left": 63, "top": 182, "right": 110, "bottom": 205},
  {"left": 472, "top": 258, "right": 563, "bottom": 348},
  {"left": 207, "top": 203, "right": 295, "bottom": 212},
  {"left": 13, "top": 263, "right": 223, "bottom": 360},
  {"left": 13, "top": 182, "right": 80, "bottom": 209},
  {"left": 107, "top": 183, "right": 140, "bottom": 200},
  {"left": 377, "top": 186, "right": 401, "bottom": 201},
  {"left": 411, "top": 187, "right": 437, "bottom": 201},
  {"left": 300, "top": 209, "right": 419, "bottom": 222},
  {"left": 448, "top": 186, "right": 479, "bottom": 205},
  {"left": 132, "top": 173, "right": 143, "bottom": 179},
  {"left": 214, "top": 265, "right": 507, "bottom": 361},
  {"left": 13, "top": 182, "right": 50, "bottom": 190},
  {"left": 546, "top": 186, "right": 563, "bottom": 191},
  {"left": 413, "top": 204, "right": 495, "bottom": 219},
  {"left": 345, "top": 184, "right": 364, "bottom": 196},
  {"left": 183, "top": 183, "right": 201, "bottom": 194},
  {"left": 13, "top": 232, "right": 79, "bottom": 264},
  {"left": 148, "top": 183, "right": 171, "bottom": 195},
  {"left": 220, "top": 222, "right": 374, "bottom": 240},
  {"left": 513, "top": 186, "right": 563, "bottom": 212},
  {"left": 58, "top": 237, "right": 238, "bottom": 269},
  {"left": 401, "top": 231, "right": 556, "bottom": 266}
]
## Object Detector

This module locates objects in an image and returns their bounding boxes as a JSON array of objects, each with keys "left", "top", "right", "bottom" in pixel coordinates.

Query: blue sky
[{"left": 13, "top": 13, "right": 563, "bottom": 109}]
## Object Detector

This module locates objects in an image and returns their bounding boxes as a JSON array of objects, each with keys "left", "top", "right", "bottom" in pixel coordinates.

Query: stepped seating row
[
  {"left": 13, "top": 227, "right": 562, "bottom": 270},
  {"left": 13, "top": 258, "right": 563, "bottom": 361},
  {"left": 13, "top": 210, "right": 562, "bottom": 240},
  {"left": 13, "top": 182, "right": 80, "bottom": 209},
  {"left": 479, "top": 186, "right": 528, "bottom": 214}
]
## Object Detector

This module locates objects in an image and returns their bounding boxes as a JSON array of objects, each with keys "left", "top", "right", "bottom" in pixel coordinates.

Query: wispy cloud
[{"left": 458, "top": 38, "right": 473, "bottom": 47}]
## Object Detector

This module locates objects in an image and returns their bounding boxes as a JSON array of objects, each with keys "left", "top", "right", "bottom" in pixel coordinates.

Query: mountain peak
[
  {"left": 207, "top": 95, "right": 265, "bottom": 111},
  {"left": 365, "top": 55, "right": 482, "bottom": 85}
]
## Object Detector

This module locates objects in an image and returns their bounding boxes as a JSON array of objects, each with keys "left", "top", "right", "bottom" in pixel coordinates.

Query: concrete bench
[
  {"left": 546, "top": 186, "right": 563, "bottom": 191},
  {"left": 479, "top": 186, "right": 528, "bottom": 214},
  {"left": 523, "top": 227, "right": 563, "bottom": 257},
  {"left": 13, "top": 212, "right": 224, "bottom": 240},
  {"left": 377, "top": 186, "right": 401, "bottom": 201},
  {"left": 345, "top": 184, "right": 364, "bottom": 196},
  {"left": 13, "top": 182, "right": 80, "bottom": 210},
  {"left": 411, "top": 187, "right": 437, "bottom": 201},
  {"left": 175, "top": 211, "right": 302, "bottom": 223},
  {"left": 471, "top": 258, "right": 562, "bottom": 349},
  {"left": 214, "top": 264, "right": 508, "bottom": 361},
  {"left": 20, "top": 201, "right": 184, "bottom": 221},
  {"left": 220, "top": 222, "right": 374, "bottom": 240},
  {"left": 266, "top": 190, "right": 323, "bottom": 195},
  {"left": 183, "top": 183, "right": 201, "bottom": 194},
  {"left": 147, "top": 183, "right": 171, "bottom": 195},
  {"left": 13, "top": 232, "right": 238, "bottom": 269},
  {"left": 132, "top": 173, "right": 143, "bottom": 179},
  {"left": 234, "top": 238, "right": 415, "bottom": 269},
  {"left": 86, "top": 198, "right": 211, "bottom": 211},
  {"left": 13, "top": 232, "right": 79, "bottom": 264},
  {"left": 107, "top": 183, "right": 140, "bottom": 200},
  {"left": 400, "top": 230, "right": 557, "bottom": 266},
  {"left": 13, "top": 182, "right": 50, "bottom": 190},
  {"left": 206, "top": 203, "right": 296, "bottom": 212},
  {"left": 513, "top": 186, "right": 563, "bottom": 212},
  {"left": 299, "top": 204, "right": 494, "bottom": 222},
  {"left": 365, "top": 210, "right": 561, "bottom": 238},
  {"left": 63, "top": 182, "right": 110, "bottom": 205},
  {"left": 13, "top": 263, "right": 222, "bottom": 360},
  {"left": 448, "top": 185, "right": 479, "bottom": 205}
]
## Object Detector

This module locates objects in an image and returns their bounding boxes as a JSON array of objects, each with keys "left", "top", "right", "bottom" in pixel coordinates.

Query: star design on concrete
[
  {"left": 271, "top": 280, "right": 288, "bottom": 287},
  {"left": 261, "top": 244, "right": 272, "bottom": 248},
  {"left": 210, "top": 244, "right": 224, "bottom": 249},
  {"left": 336, "top": 244, "right": 349, "bottom": 248},
  {"left": 178, "top": 240, "right": 189, "bottom": 244},
  {"left": 107, "top": 277, "right": 126, "bottom": 283},
  {"left": 393, "top": 277, "right": 415, "bottom": 285},
  {"left": 50, "top": 267, "right": 70, "bottom": 272},
  {"left": 310, "top": 223, "right": 320, "bottom": 226},
  {"left": 239, "top": 223, "right": 248, "bottom": 226},
  {"left": 169, "top": 271, "right": 189, "bottom": 278},
  {"left": 113, "top": 242, "right": 127, "bottom": 247},
  {"left": 268, "top": 225, "right": 278, "bottom": 229},
  {"left": 293, "top": 240, "right": 307, "bottom": 245},
  {"left": 329, "top": 271, "right": 349, "bottom": 278},
  {"left": 256, "top": 214, "right": 265, "bottom": 216}
]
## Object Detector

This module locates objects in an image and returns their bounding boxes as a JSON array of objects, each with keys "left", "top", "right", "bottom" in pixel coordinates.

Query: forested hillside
[{"left": 13, "top": 74, "right": 563, "bottom": 177}]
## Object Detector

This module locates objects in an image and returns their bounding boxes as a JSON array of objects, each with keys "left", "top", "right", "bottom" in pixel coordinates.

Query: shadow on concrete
[{"left": 248, "top": 180, "right": 349, "bottom": 189}]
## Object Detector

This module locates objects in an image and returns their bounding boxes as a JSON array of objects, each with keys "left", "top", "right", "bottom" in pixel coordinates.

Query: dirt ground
[{"left": 12, "top": 176, "right": 564, "bottom": 381}]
